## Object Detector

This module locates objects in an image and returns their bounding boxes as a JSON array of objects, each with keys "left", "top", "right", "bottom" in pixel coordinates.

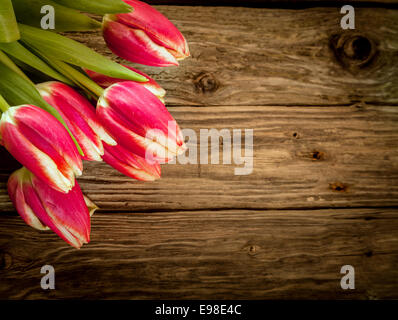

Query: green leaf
[
  {"left": 52, "top": 0, "right": 132, "bottom": 14},
  {"left": 0, "top": 49, "right": 31, "bottom": 83},
  {"left": 44, "top": 58, "right": 104, "bottom": 98},
  {"left": 0, "top": 0, "right": 20, "bottom": 42},
  {"left": 19, "top": 24, "right": 148, "bottom": 82},
  {"left": 0, "top": 93, "right": 10, "bottom": 113},
  {"left": 0, "top": 61, "right": 84, "bottom": 155},
  {"left": 29, "top": 47, "right": 103, "bottom": 98},
  {"left": 0, "top": 41, "right": 73, "bottom": 84},
  {"left": 11, "top": 0, "right": 101, "bottom": 32}
]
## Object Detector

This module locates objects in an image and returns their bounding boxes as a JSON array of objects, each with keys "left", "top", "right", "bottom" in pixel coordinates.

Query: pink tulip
[
  {"left": 84, "top": 66, "right": 166, "bottom": 102},
  {"left": 97, "top": 81, "right": 186, "bottom": 163},
  {"left": 37, "top": 81, "right": 116, "bottom": 162},
  {"left": 0, "top": 105, "right": 82, "bottom": 193},
  {"left": 103, "top": 142, "right": 161, "bottom": 181},
  {"left": 8, "top": 167, "right": 91, "bottom": 248},
  {"left": 102, "top": 0, "right": 190, "bottom": 67}
]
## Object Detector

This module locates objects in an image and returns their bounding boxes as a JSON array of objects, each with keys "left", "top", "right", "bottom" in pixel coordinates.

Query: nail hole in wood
[
  {"left": 364, "top": 250, "right": 373, "bottom": 257},
  {"left": 311, "top": 151, "right": 325, "bottom": 161},
  {"left": 329, "top": 182, "right": 348, "bottom": 192}
]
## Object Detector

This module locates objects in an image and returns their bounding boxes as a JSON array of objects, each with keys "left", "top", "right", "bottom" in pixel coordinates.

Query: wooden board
[
  {"left": 147, "top": 0, "right": 398, "bottom": 6},
  {"left": 68, "top": 7, "right": 398, "bottom": 106},
  {"left": 0, "top": 208, "right": 397, "bottom": 299},
  {"left": 1, "top": 105, "right": 398, "bottom": 212},
  {"left": 0, "top": 4, "right": 397, "bottom": 300}
]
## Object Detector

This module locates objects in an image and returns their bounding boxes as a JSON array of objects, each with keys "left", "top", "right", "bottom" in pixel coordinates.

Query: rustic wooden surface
[{"left": 0, "top": 3, "right": 398, "bottom": 299}]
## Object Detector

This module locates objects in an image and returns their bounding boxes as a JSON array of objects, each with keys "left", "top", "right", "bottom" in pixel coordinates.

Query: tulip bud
[
  {"left": 0, "top": 105, "right": 83, "bottom": 193},
  {"left": 102, "top": 0, "right": 190, "bottom": 67},
  {"left": 37, "top": 81, "right": 116, "bottom": 161},
  {"left": 97, "top": 81, "right": 186, "bottom": 163},
  {"left": 84, "top": 66, "right": 166, "bottom": 102},
  {"left": 103, "top": 142, "right": 161, "bottom": 181},
  {"left": 8, "top": 167, "right": 91, "bottom": 248}
]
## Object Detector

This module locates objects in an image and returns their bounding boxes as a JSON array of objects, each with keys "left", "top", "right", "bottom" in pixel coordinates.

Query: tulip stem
[{"left": 0, "top": 94, "right": 10, "bottom": 113}]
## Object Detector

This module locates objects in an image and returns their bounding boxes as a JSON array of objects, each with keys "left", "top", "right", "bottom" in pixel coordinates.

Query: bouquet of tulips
[{"left": 0, "top": 0, "right": 189, "bottom": 248}]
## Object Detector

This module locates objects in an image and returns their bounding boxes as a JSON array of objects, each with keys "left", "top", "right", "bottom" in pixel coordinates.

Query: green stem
[{"left": 0, "top": 93, "right": 10, "bottom": 113}]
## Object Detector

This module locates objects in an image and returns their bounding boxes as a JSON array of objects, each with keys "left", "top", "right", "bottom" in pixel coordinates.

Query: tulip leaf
[
  {"left": 0, "top": 41, "right": 73, "bottom": 84},
  {"left": 19, "top": 24, "right": 148, "bottom": 82},
  {"left": 31, "top": 48, "right": 103, "bottom": 98},
  {"left": 0, "top": 0, "right": 20, "bottom": 42},
  {"left": 0, "top": 93, "right": 10, "bottom": 113},
  {"left": 0, "top": 61, "right": 84, "bottom": 155},
  {"left": 45, "top": 58, "right": 105, "bottom": 97},
  {"left": 52, "top": 0, "right": 132, "bottom": 14},
  {"left": 11, "top": 0, "right": 101, "bottom": 32},
  {"left": 0, "top": 49, "right": 31, "bottom": 83}
]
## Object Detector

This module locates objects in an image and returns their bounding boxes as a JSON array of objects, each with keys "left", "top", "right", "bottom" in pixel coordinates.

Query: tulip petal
[
  {"left": 84, "top": 66, "right": 166, "bottom": 100},
  {"left": 84, "top": 195, "right": 98, "bottom": 217},
  {"left": 103, "top": 143, "right": 161, "bottom": 181},
  {"left": 32, "top": 176, "right": 90, "bottom": 248},
  {"left": 7, "top": 169, "right": 48, "bottom": 231}
]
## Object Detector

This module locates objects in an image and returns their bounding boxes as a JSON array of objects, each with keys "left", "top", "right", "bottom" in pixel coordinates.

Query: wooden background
[{"left": 0, "top": 0, "right": 398, "bottom": 299}]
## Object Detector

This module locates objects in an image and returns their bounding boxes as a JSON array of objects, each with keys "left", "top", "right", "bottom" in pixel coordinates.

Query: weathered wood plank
[
  {"left": 1, "top": 104, "right": 397, "bottom": 211},
  {"left": 0, "top": 208, "right": 397, "bottom": 299},
  {"left": 145, "top": 0, "right": 398, "bottom": 5},
  {"left": 69, "top": 7, "right": 398, "bottom": 106}
]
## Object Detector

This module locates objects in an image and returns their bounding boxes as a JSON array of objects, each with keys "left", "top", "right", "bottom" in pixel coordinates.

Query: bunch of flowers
[{"left": 0, "top": 0, "right": 189, "bottom": 248}]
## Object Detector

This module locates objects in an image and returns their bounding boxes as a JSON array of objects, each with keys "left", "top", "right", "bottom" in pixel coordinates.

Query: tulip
[
  {"left": 102, "top": 0, "right": 190, "bottom": 67},
  {"left": 103, "top": 142, "right": 161, "bottom": 181},
  {"left": 97, "top": 81, "right": 186, "bottom": 163},
  {"left": 84, "top": 66, "right": 166, "bottom": 102},
  {"left": 8, "top": 167, "right": 91, "bottom": 248},
  {"left": 0, "top": 104, "right": 82, "bottom": 193},
  {"left": 37, "top": 81, "right": 116, "bottom": 161}
]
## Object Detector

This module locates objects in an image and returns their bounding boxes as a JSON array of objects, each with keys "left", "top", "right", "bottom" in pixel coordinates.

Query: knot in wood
[
  {"left": 330, "top": 32, "right": 378, "bottom": 73},
  {"left": 0, "top": 252, "right": 12, "bottom": 270},
  {"left": 244, "top": 244, "right": 260, "bottom": 256},
  {"left": 194, "top": 72, "right": 219, "bottom": 93}
]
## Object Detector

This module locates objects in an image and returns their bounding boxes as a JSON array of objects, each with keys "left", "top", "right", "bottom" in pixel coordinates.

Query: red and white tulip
[
  {"left": 8, "top": 167, "right": 91, "bottom": 248},
  {"left": 102, "top": 0, "right": 190, "bottom": 67},
  {"left": 0, "top": 105, "right": 82, "bottom": 193},
  {"left": 97, "top": 81, "right": 186, "bottom": 163},
  {"left": 37, "top": 81, "right": 116, "bottom": 161}
]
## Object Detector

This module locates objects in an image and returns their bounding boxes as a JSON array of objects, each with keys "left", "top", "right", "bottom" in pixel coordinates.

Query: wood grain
[
  {"left": 145, "top": 0, "right": 398, "bottom": 5},
  {"left": 0, "top": 4, "right": 397, "bottom": 300},
  {"left": 0, "top": 208, "right": 397, "bottom": 299},
  {"left": 2, "top": 104, "right": 397, "bottom": 212},
  {"left": 69, "top": 7, "right": 398, "bottom": 106}
]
